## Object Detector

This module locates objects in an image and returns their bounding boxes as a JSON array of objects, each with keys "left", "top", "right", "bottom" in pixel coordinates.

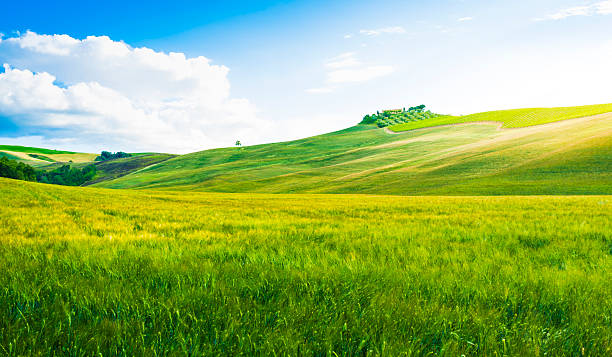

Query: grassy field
[
  {"left": 94, "top": 111, "right": 612, "bottom": 195},
  {"left": 0, "top": 145, "right": 98, "bottom": 165},
  {"left": 84, "top": 153, "right": 176, "bottom": 185},
  {"left": 0, "top": 151, "right": 22, "bottom": 161},
  {"left": 0, "top": 145, "right": 79, "bottom": 155},
  {"left": 1, "top": 178, "right": 611, "bottom": 355},
  {"left": 388, "top": 103, "right": 612, "bottom": 132}
]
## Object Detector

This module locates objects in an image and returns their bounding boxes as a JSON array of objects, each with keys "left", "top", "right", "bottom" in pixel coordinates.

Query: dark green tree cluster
[
  {"left": 37, "top": 164, "right": 97, "bottom": 186},
  {"left": 0, "top": 156, "right": 37, "bottom": 181},
  {"left": 95, "top": 151, "right": 132, "bottom": 161},
  {"left": 360, "top": 105, "right": 442, "bottom": 128}
]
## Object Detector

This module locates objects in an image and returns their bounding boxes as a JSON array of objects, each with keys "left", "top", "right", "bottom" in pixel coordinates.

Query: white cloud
[
  {"left": 458, "top": 17, "right": 473, "bottom": 22},
  {"left": 344, "top": 34, "right": 353, "bottom": 39},
  {"left": 10, "top": 33, "right": 81, "bottom": 55},
  {"left": 596, "top": 0, "right": 612, "bottom": 13},
  {"left": 325, "top": 52, "right": 361, "bottom": 69},
  {"left": 359, "top": 26, "right": 406, "bottom": 36},
  {"left": 0, "top": 31, "right": 267, "bottom": 153},
  {"left": 327, "top": 65, "right": 394, "bottom": 83},
  {"left": 306, "top": 52, "right": 394, "bottom": 93},
  {"left": 538, "top": 1, "right": 612, "bottom": 20}
]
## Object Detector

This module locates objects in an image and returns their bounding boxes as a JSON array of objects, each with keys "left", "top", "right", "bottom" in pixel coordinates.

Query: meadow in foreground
[{"left": 1, "top": 178, "right": 611, "bottom": 355}]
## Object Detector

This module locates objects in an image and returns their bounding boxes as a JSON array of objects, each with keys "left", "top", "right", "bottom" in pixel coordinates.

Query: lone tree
[{"left": 235, "top": 140, "right": 242, "bottom": 147}]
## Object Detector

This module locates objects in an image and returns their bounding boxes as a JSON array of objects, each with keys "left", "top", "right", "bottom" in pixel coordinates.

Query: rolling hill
[
  {"left": 0, "top": 145, "right": 98, "bottom": 166},
  {"left": 0, "top": 145, "right": 176, "bottom": 185},
  {"left": 1, "top": 104, "right": 611, "bottom": 355},
  {"left": 93, "top": 106, "right": 612, "bottom": 195},
  {"left": 83, "top": 153, "right": 177, "bottom": 185}
]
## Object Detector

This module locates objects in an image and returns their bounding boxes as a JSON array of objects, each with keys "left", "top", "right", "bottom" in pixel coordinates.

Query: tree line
[
  {"left": 37, "top": 164, "right": 97, "bottom": 186},
  {"left": 95, "top": 151, "right": 132, "bottom": 161},
  {"left": 0, "top": 157, "right": 37, "bottom": 181},
  {"left": 360, "top": 105, "right": 442, "bottom": 128},
  {"left": 0, "top": 156, "right": 96, "bottom": 186}
]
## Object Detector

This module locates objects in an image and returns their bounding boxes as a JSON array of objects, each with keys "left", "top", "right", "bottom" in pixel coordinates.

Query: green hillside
[
  {"left": 389, "top": 103, "right": 612, "bottom": 132},
  {"left": 84, "top": 153, "right": 177, "bottom": 185},
  {"left": 0, "top": 145, "right": 98, "bottom": 166},
  {"left": 95, "top": 108, "right": 612, "bottom": 195},
  {"left": 0, "top": 145, "right": 78, "bottom": 155}
]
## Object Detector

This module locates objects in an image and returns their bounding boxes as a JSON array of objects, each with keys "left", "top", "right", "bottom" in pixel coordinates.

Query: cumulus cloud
[
  {"left": 359, "top": 26, "right": 406, "bottom": 36},
  {"left": 458, "top": 17, "right": 473, "bottom": 22},
  {"left": 0, "top": 31, "right": 266, "bottom": 153},
  {"left": 536, "top": 1, "right": 612, "bottom": 20}
]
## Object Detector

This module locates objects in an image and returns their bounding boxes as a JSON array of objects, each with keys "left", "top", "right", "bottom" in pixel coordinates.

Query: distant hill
[
  {"left": 83, "top": 153, "right": 177, "bottom": 185},
  {"left": 0, "top": 145, "right": 176, "bottom": 185},
  {"left": 94, "top": 104, "right": 612, "bottom": 195},
  {"left": 0, "top": 145, "right": 97, "bottom": 166}
]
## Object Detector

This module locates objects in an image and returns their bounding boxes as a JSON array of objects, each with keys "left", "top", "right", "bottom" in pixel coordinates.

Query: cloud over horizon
[
  {"left": 359, "top": 26, "right": 407, "bottom": 36},
  {"left": 536, "top": 0, "right": 612, "bottom": 20},
  {"left": 0, "top": 31, "right": 267, "bottom": 153}
]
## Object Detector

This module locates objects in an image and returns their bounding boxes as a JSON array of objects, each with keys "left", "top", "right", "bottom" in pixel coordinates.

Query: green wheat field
[{"left": 1, "top": 178, "right": 611, "bottom": 355}]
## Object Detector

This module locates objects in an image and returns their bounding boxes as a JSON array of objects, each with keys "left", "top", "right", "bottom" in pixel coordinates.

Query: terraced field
[{"left": 95, "top": 111, "right": 612, "bottom": 195}]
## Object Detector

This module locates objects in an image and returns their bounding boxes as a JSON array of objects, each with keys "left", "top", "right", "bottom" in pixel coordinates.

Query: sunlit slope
[
  {"left": 96, "top": 113, "right": 612, "bottom": 195},
  {"left": 0, "top": 145, "right": 97, "bottom": 166},
  {"left": 389, "top": 102, "right": 612, "bottom": 132},
  {"left": 83, "top": 153, "right": 176, "bottom": 185}
]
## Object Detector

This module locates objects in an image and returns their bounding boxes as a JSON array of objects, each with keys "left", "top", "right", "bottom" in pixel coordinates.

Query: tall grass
[{"left": 1, "top": 178, "right": 611, "bottom": 355}]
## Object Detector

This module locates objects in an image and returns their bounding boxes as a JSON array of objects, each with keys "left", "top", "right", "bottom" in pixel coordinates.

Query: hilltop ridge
[{"left": 93, "top": 104, "right": 612, "bottom": 195}]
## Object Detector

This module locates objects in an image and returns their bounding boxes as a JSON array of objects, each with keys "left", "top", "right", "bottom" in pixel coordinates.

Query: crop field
[
  {"left": 1, "top": 178, "right": 611, "bottom": 355},
  {"left": 388, "top": 103, "right": 612, "bottom": 132}
]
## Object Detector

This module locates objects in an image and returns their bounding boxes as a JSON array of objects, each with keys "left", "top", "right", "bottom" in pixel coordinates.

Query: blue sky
[{"left": 1, "top": 0, "right": 611, "bottom": 153}]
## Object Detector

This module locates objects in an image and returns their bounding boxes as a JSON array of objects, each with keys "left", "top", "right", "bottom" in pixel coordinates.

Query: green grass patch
[
  {"left": 85, "top": 153, "right": 176, "bottom": 185},
  {"left": 0, "top": 145, "right": 78, "bottom": 155},
  {"left": 27, "top": 153, "right": 55, "bottom": 162},
  {"left": 0, "top": 151, "right": 21, "bottom": 160},
  {"left": 389, "top": 103, "right": 612, "bottom": 132},
  {"left": 0, "top": 178, "right": 611, "bottom": 355}
]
